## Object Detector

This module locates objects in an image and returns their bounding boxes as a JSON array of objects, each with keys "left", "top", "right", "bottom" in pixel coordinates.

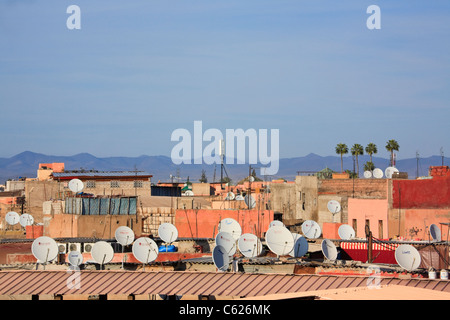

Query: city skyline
[{"left": 1, "top": 1, "right": 449, "bottom": 160}]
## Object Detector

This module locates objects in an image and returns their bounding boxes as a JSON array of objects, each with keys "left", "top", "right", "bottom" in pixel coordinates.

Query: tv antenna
[
  {"left": 363, "top": 170, "right": 372, "bottom": 179},
  {"left": 68, "top": 250, "right": 83, "bottom": 267},
  {"left": 91, "top": 241, "right": 114, "bottom": 270},
  {"left": 429, "top": 224, "right": 441, "bottom": 242},
  {"left": 115, "top": 226, "right": 135, "bottom": 269},
  {"left": 5, "top": 211, "right": 20, "bottom": 227},
  {"left": 31, "top": 236, "right": 59, "bottom": 270},
  {"left": 132, "top": 237, "right": 159, "bottom": 270},
  {"left": 395, "top": 244, "right": 421, "bottom": 271},
  {"left": 212, "top": 245, "right": 230, "bottom": 272},
  {"left": 289, "top": 233, "right": 308, "bottom": 258},
  {"left": 215, "top": 231, "right": 237, "bottom": 256},
  {"left": 237, "top": 233, "right": 263, "bottom": 258},
  {"left": 338, "top": 224, "right": 355, "bottom": 240},
  {"left": 321, "top": 239, "right": 338, "bottom": 262},
  {"left": 218, "top": 218, "right": 242, "bottom": 241},
  {"left": 301, "top": 220, "right": 322, "bottom": 239},
  {"left": 327, "top": 200, "right": 341, "bottom": 216},
  {"left": 440, "top": 147, "right": 445, "bottom": 166},
  {"left": 373, "top": 168, "right": 383, "bottom": 179},
  {"left": 68, "top": 178, "right": 84, "bottom": 193},
  {"left": 265, "top": 225, "right": 294, "bottom": 257},
  {"left": 19, "top": 213, "right": 34, "bottom": 228},
  {"left": 385, "top": 166, "right": 399, "bottom": 179}
]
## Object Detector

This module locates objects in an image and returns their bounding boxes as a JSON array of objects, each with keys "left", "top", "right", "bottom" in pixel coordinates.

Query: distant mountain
[{"left": 0, "top": 151, "right": 447, "bottom": 185}]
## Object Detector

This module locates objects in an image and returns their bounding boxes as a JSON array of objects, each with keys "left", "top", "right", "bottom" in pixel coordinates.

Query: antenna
[
  {"left": 91, "top": 241, "right": 114, "bottom": 270},
  {"left": 395, "top": 244, "right": 421, "bottom": 271},
  {"left": 429, "top": 224, "right": 441, "bottom": 242},
  {"left": 269, "top": 220, "right": 284, "bottom": 229},
  {"left": 265, "top": 225, "right": 294, "bottom": 257},
  {"left": 441, "top": 147, "right": 444, "bottom": 166},
  {"left": 327, "top": 200, "right": 341, "bottom": 215},
  {"left": 363, "top": 170, "right": 372, "bottom": 179},
  {"left": 19, "top": 213, "right": 34, "bottom": 227},
  {"left": 289, "top": 233, "right": 309, "bottom": 258},
  {"left": 338, "top": 224, "right": 355, "bottom": 240},
  {"left": 218, "top": 218, "right": 242, "bottom": 241},
  {"left": 5, "top": 211, "right": 20, "bottom": 226},
  {"left": 238, "top": 233, "right": 263, "bottom": 258},
  {"left": 212, "top": 245, "right": 229, "bottom": 272},
  {"left": 215, "top": 231, "right": 237, "bottom": 256},
  {"left": 68, "top": 178, "right": 84, "bottom": 193},
  {"left": 321, "top": 239, "right": 338, "bottom": 262},
  {"left": 68, "top": 250, "right": 83, "bottom": 267},
  {"left": 225, "top": 192, "right": 235, "bottom": 201},
  {"left": 244, "top": 194, "right": 256, "bottom": 209},
  {"left": 158, "top": 223, "right": 178, "bottom": 244},
  {"left": 115, "top": 226, "right": 135, "bottom": 269},
  {"left": 416, "top": 151, "right": 420, "bottom": 178},
  {"left": 385, "top": 166, "right": 399, "bottom": 179},
  {"left": 373, "top": 168, "right": 383, "bottom": 179},
  {"left": 301, "top": 220, "right": 322, "bottom": 239},
  {"left": 31, "top": 236, "right": 59, "bottom": 270},
  {"left": 132, "top": 237, "right": 159, "bottom": 270}
]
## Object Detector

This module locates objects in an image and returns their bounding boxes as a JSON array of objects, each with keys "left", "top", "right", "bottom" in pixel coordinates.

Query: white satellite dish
[
  {"left": 5, "top": 211, "right": 20, "bottom": 225},
  {"left": 395, "top": 244, "right": 421, "bottom": 271},
  {"left": 184, "top": 190, "right": 194, "bottom": 196},
  {"left": 265, "top": 226, "right": 294, "bottom": 256},
  {"left": 238, "top": 233, "right": 263, "bottom": 258},
  {"left": 338, "top": 224, "right": 355, "bottom": 240},
  {"left": 212, "top": 245, "right": 229, "bottom": 272},
  {"left": 385, "top": 166, "right": 399, "bottom": 179},
  {"left": 68, "top": 178, "right": 84, "bottom": 193},
  {"left": 158, "top": 223, "right": 178, "bottom": 244},
  {"left": 235, "top": 194, "right": 245, "bottom": 201},
  {"left": 327, "top": 200, "right": 341, "bottom": 215},
  {"left": 301, "top": 220, "right": 322, "bottom": 239},
  {"left": 363, "top": 170, "right": 372, "bottom": 179},
  {"left": 373, "top": 168, "right": 383, "bottom": 179},
  {"left": 31, "top": 236, "right": 59, "bottom": 264},
  {"left": 244, "top": 194, "right": 256, "bottom": 209},
  {"left": 218, "top": 218, "right": 242, "bottom": 241},
  {"left": 249, "top": 176, "right": 255, "bottom": 183},
  {"left": 19, "top": 213, "right": 34, "bottom": 227},
  {"left": 132, "top": 237, "right": 159, "bottom": 265},
  {"left": 269, "top": 220, "right": 284, "bottom": 229},
  {"left": 91, "top": 241, "right": 114, "bottom": 267},
  {"left": 289, "top": 233, "right": 309, "bottom": 258},
  {"left": 321, "top": 239, "right": 338, "bottom": 261},
  {"left": 115, "top": 226, "right": 135, "bottom": 246},
  {"left": 68, "top": 250, "right": 83, "bottom": 267},
  {"left": 429, "top": 224, "right": 441, "bottom": 242},
  {"left": 215, "top": 231, "right": 237, "bottom": 256},
  {"left": 225, "top": 192, "right": 235, "bottom": 200}
]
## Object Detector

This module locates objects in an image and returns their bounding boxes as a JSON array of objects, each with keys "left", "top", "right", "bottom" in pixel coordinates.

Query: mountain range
[{"left": 0, "top": 151, "right": 447, "bottom": 184}]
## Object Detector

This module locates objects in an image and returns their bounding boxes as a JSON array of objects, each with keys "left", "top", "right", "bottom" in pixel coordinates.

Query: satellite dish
[
  {"left": 265, "top": 226, "right": 294, "bottom": 256},
  {"left": 132, "top": 237, "right": 159, "bottom": 264},
  {"left": 338, "top": 224, "right": 355, "bottom": 240},
  {"left": 289, "top": 233, "right": 309, "bottom": 258},
  {"left": 269, "top": 220, "right": 284, "bottom": 229},
  {"left": 31, "top": 236, "right": 59, "bottom": 264},
  {"left": 301, "top": 220, "right": 322, "bottom": 239},
  {"left": 249, "top": 176, "right": 255, "bottom": 183},
  {"left": 373, "top": 168, "right": 383, "bottom": 179},
  {"left": 158, "top": 223, "right": 178, "bottom": 244},
  {"left": 235, "top": 194, "right": 245, "bottom": 201},
  {"left": 184, "top": 190, "right": 194, "bottom": 196},
  {"left": 245, "top": 194, "right": 256, "bottom": 209},
  {"left": 115, "top": 226, "right": 135, "bottom": 246},
  {"left": 19, "top": 213, "right": 34, "bottom": 227},
  {"left": 238, "top": 233, "right": 263, "bottom": 258},
  {"left": 68, "top": 178, "right": 84, "bottom": 193},
  {"left": 212, "top": 245, "right": 229, "bottom": 272},
  {"left": 363, "top": 171, "right": 372, "bottom": 179},
  {"left": 385, "top": 166, "right": 399, "bottom": 179},
  {"left": 225, "top": 192, "right": 235, "bottom": 200},
  {"left": 215, "top": 231, "right": 237, "bottom": 256},
  {"left": 429, "top": 224, "right": 441, "bottom": 242},
  {"left": 395, "top": 244, "right": 421, "bottom": 271},
  {"left": 5, "top": 211, "right": 20, "bottom": 225},
  {"left": 327, "top": 200, "right": 341, "bottom": 215},
  {"left": 91, "top": 241, "right": 114, "bottom": 266},
  {"left": 68, "top": 250, "right": 83, "bottom": 267},
  {"left": 218, "top": 218, "right": 242, "bottom": 241},
  {"left": 321, "top": 239, "right": 338, "bottom": 261}
]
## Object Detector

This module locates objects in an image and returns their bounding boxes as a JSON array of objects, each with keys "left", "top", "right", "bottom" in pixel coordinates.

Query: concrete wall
[{"left": 347, "top": 198, "right": 389, "bottom": 239}]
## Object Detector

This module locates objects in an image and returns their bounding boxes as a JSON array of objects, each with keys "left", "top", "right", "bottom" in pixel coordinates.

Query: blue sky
[{"left": 0, "top": 1, "right": 449, "bottom": 160}]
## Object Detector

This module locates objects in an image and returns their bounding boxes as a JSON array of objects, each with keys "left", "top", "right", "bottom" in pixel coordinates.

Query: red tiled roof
[{"left": 0, "top": 270, "right": 449, "bottom": 298}]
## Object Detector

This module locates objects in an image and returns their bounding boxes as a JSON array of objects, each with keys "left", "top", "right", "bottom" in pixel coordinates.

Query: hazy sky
[{"left": 1, "top": 1, "right": 449, "bottom": 160}]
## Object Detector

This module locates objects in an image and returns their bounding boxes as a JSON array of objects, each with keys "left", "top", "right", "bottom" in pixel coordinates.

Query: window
[
  {"left": 134, "top": 180, "right": 143, "bottom": 188},
  {"left": 378, "top": 220, "right": 383, "bottom": 239},
  {"left": 86, "top": 181, "right": 96, "bottom": 188},
  {"left": 110, "top": 181, "right": 120, "bottom": 188},
  {"left": 352, "top": 219, "right": 357, "bottom": 235}
]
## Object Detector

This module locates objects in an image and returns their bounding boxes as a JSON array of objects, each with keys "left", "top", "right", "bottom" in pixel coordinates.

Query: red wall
[
  {"left": 392, "top": 176, "right": 450, "bottom": 209},
  {"left": 175, "top": 209, "right": 274, "bottom": 239}
]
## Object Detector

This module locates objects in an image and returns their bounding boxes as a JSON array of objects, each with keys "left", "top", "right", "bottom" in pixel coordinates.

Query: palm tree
[
  {"left": 351, "top": 144, "right": 364, "bottom": 177},
  {"left": 365, "top": 143, "right": 378, "bottom": 163},
  {"left": 385, "top": 139, "right": 400, "bottom": 167},
  {"left": 364, "top": 161, "right": 375, "bottom": 172},
  {"left": 335, "top": 143, "right": 348, "bottom": 173}
]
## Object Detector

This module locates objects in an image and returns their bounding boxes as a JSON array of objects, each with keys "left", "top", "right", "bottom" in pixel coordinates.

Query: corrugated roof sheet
[
  {"left": 52, "top": 171, "right": 152, "bottom": 178},
  {"left": 0, "top": 270, "right": 448, "bottom": 298}
]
